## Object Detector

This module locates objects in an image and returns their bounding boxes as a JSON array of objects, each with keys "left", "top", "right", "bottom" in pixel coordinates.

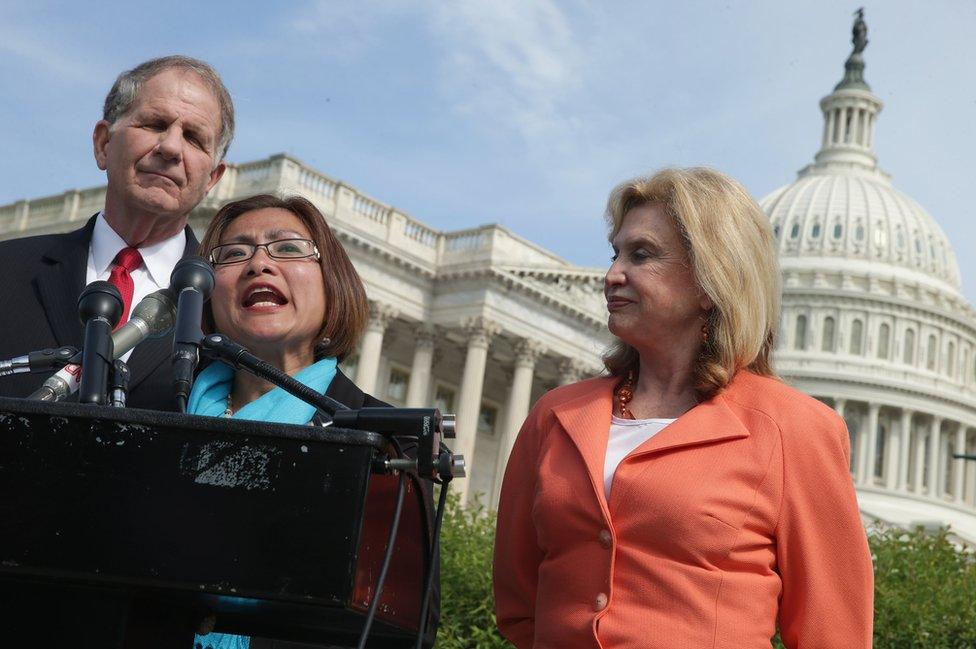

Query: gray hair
[{"left": 103, "top": 55, "right": 235, "bottom": 163}]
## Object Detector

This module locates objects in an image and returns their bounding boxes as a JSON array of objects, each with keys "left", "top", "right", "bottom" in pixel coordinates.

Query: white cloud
[
  {"left": 288, "top": 0, "right": 411, "bottom": 59},
  {"left": 0, "top": 25, "right": 106, "bottom": 86},
  {"left": 428, "top": 0, "right": 587, "bottom": 146}
]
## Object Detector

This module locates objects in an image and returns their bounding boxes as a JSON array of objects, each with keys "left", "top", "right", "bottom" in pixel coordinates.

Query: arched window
[
  {"left": 926, "top": 334, "right": 937, "bottom": 371},
  {"left": 855, "top": 224, "right": 865, "bottom": 241},
  {"left": 849, "top": 319, "right": 864, "bottom": 355},
  {"left": 833, "top": 223, "right": 843, "bottom": 239},
  {"left": 811, "top": 222, "right": 822, "bottom": 238},
  {"left": 774, "top": 224, "right": 781, "bottom": 239},
  {"left": 963, "top": 348, "right": 970, "bottom": 384},
  {"left": 821, "top": 317, "right": 836, "bottom": 352},
  {"left": 903, "top": 329, "right": 915, "bottom": 364},
  {"left": 790, "top": 223, "right": 800, "bottom": 239},
  {"left": 877, "top": 323, "right": 890, "bottom": 359},
  {"left": 794, "top": 315, "right": 807, "bottom": 350},
  {"left": 947, "top": 341, "right": 956, "bottom": 377}
]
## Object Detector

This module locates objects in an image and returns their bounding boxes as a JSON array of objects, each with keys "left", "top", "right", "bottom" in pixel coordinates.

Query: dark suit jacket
[{"left": 0, "top": 215, "right": 199, "bottom": 411}]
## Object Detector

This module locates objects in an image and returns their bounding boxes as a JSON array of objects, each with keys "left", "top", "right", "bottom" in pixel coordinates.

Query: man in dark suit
[{"left": 0, "top": 55, "right": 235, "bottom": 411}]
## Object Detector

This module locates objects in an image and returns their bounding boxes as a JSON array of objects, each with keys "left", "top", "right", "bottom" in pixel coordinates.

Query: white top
[
  {"left": 604, "top": 415, "right": 675, "bottom": 498},
  {"left": 86, "top": 212, "right": 186, "bottom": 361}
]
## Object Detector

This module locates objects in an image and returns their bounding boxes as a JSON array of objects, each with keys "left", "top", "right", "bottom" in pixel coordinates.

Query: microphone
[
  {"left": 0, "top": 346, "right": 78, "bottom": 377},
  {"left": 77, "top": 281, "right": 123, "bottom": 405},
  {"left": 28, "top": 288, "right": 177, "bottom": 402},
  {"left": 170, "top": 257, "right": 215, "bottom": 412}
]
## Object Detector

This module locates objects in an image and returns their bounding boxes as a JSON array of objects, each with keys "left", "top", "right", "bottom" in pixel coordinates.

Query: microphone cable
[{"left": 414, "top": 472, "right": 451, "bottom": 649}]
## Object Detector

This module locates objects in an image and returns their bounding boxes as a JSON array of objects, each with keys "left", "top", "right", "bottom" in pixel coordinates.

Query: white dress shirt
[{"left": 85, "top": 212, "right": 187, "bottom": 362}]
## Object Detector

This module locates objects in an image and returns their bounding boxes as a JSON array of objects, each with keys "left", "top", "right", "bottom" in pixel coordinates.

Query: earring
[{"left": 701, "top": 322, "right": 709, "bottom": 343}]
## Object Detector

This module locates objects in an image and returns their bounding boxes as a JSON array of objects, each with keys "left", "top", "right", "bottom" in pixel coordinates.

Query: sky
[{"left": 2, "top": 1, "right": 974, "bottom": 301}]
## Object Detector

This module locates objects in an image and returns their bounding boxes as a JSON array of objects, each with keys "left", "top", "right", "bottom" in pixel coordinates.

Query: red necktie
[{"left": 108, "top": 247, "right": 143, "bottom": 329}]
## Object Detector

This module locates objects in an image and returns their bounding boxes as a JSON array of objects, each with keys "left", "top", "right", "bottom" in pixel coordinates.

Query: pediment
[{"left": 495, "top": 265, "right": 606, "bottom": 322}]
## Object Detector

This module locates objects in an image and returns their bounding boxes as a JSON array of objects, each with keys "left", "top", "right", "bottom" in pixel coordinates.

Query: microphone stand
[
  {"left": 200, "top": 334, "right": 349, "bottom": 417},
  {"left": 108, "top": 359, "right": 130, "bottom": 408}
]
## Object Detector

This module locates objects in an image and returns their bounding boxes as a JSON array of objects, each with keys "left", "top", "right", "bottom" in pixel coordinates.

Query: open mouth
[{"left": 242, "top": 285, "right": 288, "bottom": 308}]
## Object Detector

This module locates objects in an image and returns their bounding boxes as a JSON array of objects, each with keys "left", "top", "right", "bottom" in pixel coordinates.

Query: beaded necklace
[{"left": 615, "top": 370, "right": 636, "bottom": 420}]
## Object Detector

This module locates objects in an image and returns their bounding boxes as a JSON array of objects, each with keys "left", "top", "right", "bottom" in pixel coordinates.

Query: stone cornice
[
  {"left": 779, "top": 365, "right": 976, "bottom": 415},
  {"left": 783, "top": 287, "right": 976, "bottom": 336},
  {"left": 334, "top": 228, "right": 437, "bottom": 279},
  {"left": 436, "top": 265, "right": 606, "bottom": 330}
]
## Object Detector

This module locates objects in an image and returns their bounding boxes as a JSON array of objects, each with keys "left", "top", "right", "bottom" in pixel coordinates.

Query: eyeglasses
[{"left": 209, "top": 238, "right": 321, "bottom": 266}]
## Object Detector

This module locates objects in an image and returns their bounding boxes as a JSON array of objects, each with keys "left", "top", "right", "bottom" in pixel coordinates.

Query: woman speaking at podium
[
  {"left": 493, "top": 169, "right": 874, "bottom": 648},
  {"left": 188, "top": 193, "right": 382, "bottom": 649}
]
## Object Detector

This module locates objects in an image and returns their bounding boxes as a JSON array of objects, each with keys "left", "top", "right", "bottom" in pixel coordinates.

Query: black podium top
[{"left": 0, "top": 397, "right": 433, "bottom": 647}]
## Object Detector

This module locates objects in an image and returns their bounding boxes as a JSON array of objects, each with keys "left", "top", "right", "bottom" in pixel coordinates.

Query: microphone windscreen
[
  {"left": 170, "top": 256, "right": 215, "bottom": 299},
  {"left": 131, "top": 288, "right": 177, "bottom": 337}
]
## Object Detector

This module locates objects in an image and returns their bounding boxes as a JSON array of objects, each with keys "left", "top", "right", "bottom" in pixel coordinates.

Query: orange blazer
[{"left": 493, "top": 371, "right": 873, "bottom": 649}]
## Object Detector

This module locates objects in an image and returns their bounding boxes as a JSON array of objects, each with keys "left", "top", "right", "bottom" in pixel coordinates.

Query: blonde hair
[{"left": 603, "top": 168, "right": 780, "bottom": 398}]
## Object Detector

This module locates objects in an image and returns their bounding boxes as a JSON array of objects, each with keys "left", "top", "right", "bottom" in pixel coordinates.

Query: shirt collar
[{"left": 91, "top": 212, "right": 187, "bottom": 285}]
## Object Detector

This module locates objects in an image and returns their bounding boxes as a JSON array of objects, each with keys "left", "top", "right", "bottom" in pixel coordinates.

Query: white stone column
[
  {"left": 927, "top": 417, "right": 943, "bottom": 498},
  {"left": 854, "top": 409, "right": 868, "bottom": 484},
  {"left": 834, "top": 399, "right": 851, "bottom": 474},
  {"left": 913, "top": 425, "right": 927, "bottom": 494},
  {"left": 897, "top": 410, "right": 913, "bottom": 491},
  {"left": 884, "top": 414, "right": 899, "bottom": 491},
  {"left": 860, "top": 403, "right": 881, "bottom": 485},
  {"left": 491, "top": 339, "right": 546, "bottom": 507},
  {"left": 965, "top": 429, "right": 976, "bottom": 506},
  {"left": 952, "top": 425, "right": 966, "bottom": 502},
  {"left": 405, "top": 325, "right": 436, "bottom": 407},
  {"left": 355, "top": 302, "right": 398, "bottom": 395},
  {"left": 452, "top": 317, "right": 500, "bottom": 503}
]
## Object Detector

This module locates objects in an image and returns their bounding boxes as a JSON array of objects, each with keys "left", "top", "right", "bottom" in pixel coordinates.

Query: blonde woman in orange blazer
[{"left": 493, "top": 168, "right": 873, "bottom": 649}]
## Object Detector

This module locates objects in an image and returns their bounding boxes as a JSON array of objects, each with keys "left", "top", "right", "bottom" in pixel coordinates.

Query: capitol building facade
[{"left": 2, "top": 25, "right": 975, "bottom": 542}]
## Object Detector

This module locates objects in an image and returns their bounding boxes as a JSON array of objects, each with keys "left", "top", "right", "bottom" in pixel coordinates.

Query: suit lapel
[
  {"left": 551, "top": 376, "right": 752, "bottom": 513},
  {"left": 553, "top": 378, "right": 616, "bottom": 513},
  {"left": 126, "top": 226, "right": 200, "bottom": 391},
  {"left": 34, "top": 218, "right": 97, "bottom": 349},
  {"left": 627, "top": 391, "right": 750, "bottom": 458}
]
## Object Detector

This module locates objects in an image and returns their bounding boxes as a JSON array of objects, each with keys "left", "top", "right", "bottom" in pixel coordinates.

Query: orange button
[
  {"left": 594, "top": 592, "right": 608, "bottom": 611},
  {"left": 599, "top": 529, "right": 612, "bottom": 548}
]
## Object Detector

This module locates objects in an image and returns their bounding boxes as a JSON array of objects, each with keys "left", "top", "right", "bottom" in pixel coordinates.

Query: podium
[{"left": 0, "top": 396, "right": 435, "bottom": 648}]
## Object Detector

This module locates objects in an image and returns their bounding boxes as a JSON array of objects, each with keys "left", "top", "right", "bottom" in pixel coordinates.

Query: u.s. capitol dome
[{"left": 761, "top": 14, "right": 976, "bottom": 542}]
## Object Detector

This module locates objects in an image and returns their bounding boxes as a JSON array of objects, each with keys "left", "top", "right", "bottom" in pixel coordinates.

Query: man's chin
[{"left": 124, "top": 189, "right": 190, "bottom": 219}]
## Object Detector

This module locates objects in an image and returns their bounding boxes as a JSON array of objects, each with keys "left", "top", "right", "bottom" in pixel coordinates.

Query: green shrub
[
  {"left": 869, "top": 524, "right": 976, "bottom": 648},
  {"left": 437, "top": 497, "right": 976, "bottom": 648},
  {"left": 436, "top": 492, "right": 511, "bottom": 648}
]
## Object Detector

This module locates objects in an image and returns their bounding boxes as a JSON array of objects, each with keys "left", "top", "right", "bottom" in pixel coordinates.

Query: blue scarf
[{"left": 186, "top": 357, "right": 338, "bottom": 423}]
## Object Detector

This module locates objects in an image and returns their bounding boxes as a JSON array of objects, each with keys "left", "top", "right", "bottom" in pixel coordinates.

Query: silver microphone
[{"left": 29, "top": 288, "right": 177, "bottom": 402}]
